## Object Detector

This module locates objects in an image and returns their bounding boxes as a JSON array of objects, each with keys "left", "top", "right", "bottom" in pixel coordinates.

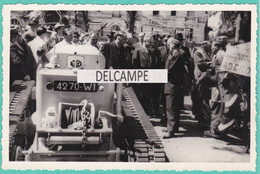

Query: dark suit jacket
[
  {"left": 132, "top": 46, "right": 160, "bottom": 69},
  {"left": 10, "top": 36, "right": 36, "bottom": 84},
  {"left": 164, "top": 49, "right": 185, "bottom": 94},
  {"left": 100, "top": 42, "right": 126, "bottom": 69}
]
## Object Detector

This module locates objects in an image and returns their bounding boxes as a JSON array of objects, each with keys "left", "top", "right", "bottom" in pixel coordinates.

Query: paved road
[{"left": 150, "top": 97, "right": 250, "bottom": 162}]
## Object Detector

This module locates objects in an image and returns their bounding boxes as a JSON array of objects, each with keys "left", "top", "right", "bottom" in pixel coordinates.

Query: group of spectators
[
  {"left": 10, "top": 18, "right": 100, "bottom": 85},
  {"left": 10, "top": 18, "right": 250, "bottom": 141}
]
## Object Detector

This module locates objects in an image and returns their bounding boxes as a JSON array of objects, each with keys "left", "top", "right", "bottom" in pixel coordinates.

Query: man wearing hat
[
  {"left": 163, "top": 37, "right": 185, "bottom": 138},
  {"left": 10, "top": 25, "right": 36, "bottom": 85},
  {"left": 174, "top": 33, "right": 193, "bottom": 109},
  {"left": 53, "top": 22, "right": 65, "bottom": 44},
  {"left": 22, "top": 19, "right": 39, "bottom": 43}
]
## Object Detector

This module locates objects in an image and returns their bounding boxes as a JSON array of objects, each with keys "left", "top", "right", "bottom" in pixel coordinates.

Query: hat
[
  {"left": 73, "top": 32, "right": 80, "bottom": 38},
  {"left": 106, "top": 31, "right": 115, "bottom": 38},
  {"left": 10, "top": 25, "right": 19, "bottom": 36},
  {"left": 36, "top": 27, "right": 47, "bottom": 36},
  {"left": 54, "top": 22, "right": 65, "bottom": 30},
  {"left": 28, "top": 19, "right": 39, "bottom": 26},
  {"left": 63, "top": 28, "right": 72, "bottom": 36},
  {"left": 198, "top": 41, "right": 211, "bottom": 45},
  {"left": 114, "top": 31, "right": 126, "bottom": 38},
  {"left": 212, "top": 41, "right": 221, "bottom": 46},
  {"left": 175, "top": 33, "right": 185, "bottom": 41},
  {"left": 138, "top": 32, "right": 145, "bottom": 38},
  {"left": 44, "top": 25, "right": 52, "bottom": 33},
  {"left": 167, "top": 37, "right": 180, "bottom": 45}
]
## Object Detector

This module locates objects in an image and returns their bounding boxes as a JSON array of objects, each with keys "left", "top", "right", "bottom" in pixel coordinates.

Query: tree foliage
[
  {"left": 126, "top": 11, "right": 137, "bottom": 33},
  {"left": 219, "top": 11, "right": 251, "bottom": 42}
]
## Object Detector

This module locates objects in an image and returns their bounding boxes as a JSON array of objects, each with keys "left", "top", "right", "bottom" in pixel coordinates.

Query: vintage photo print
[{"left": 1, "top": 3, "right": 258, "bottom": 172}]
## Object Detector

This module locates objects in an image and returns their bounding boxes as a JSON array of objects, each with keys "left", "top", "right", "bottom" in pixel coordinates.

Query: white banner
[
  {"left": 77, "top": 69, "right": 168, "bottom": 83},
  {"left": 220, "top": 42, "right": 250, "bottom": 77}
]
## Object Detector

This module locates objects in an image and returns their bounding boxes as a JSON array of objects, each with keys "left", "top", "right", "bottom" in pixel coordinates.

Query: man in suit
[
  {"left": 175, "top": 33, "right": 192, "bottom": 103},
  {"left": 132, "top": 34, "right": 161, "bottom": 116},
  {"left": 10, "top": 25, "right": 36, "bottom": 85},
  {"left": 163, "top": 37, "right": 185, "bottom": 138},
  {"left": 132, "top": 32, "right": 145, "bottom": 50},
  {"left": 100, "top": 31, "right": 127, "bottom": 69},
  {"left": 132, "top": 34, "right": 160, "bottom": 69}
]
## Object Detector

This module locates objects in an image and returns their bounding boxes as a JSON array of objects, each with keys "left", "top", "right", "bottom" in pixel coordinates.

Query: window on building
[
  {"left": 112, "top": 11, "right": 121, "bottom": 18},
  {"left": 153, "top": 11, "right": 159, "bottom": 16},
  {"left": 187, "top": 11, "right": 195, "bottom": 16},
  {"left": 171, "top": 11, "right": 176, "bottom": 16}
]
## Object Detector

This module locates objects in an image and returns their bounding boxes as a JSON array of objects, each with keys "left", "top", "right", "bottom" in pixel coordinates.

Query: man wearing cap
[
  {"left": 163, "top": 37, "right": 185, "bottom": 138},
  {"left": 28, "top": 27, "right": 49, "bottom": 67},
  {"left": 10, "top": 25, "right": 36, "bottom": 84},
  {"left": 22, "top": 19, "right": 39, "bottom": 43},
  {"left": 100, "top": 31, "right": 127, "bottom": 69}
]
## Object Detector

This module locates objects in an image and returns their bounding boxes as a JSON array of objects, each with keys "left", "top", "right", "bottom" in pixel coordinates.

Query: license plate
[{"left": 53, "top": 81, "right": 98, "bottom": 92}]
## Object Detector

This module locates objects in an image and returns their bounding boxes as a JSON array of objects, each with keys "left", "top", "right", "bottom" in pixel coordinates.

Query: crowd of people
[{"left": 10, "top": 18, "right": 250, "bottom": 141}]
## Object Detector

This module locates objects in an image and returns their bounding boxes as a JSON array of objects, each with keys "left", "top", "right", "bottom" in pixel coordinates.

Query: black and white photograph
[{"left": 2, "top": 4, "right": 257, "bottom": 171}]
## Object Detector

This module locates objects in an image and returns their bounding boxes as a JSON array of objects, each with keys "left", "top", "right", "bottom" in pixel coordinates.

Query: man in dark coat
[
  {"left": 163, "top": 37, "right": 185, "bottom": 138},
  {"left": 132, "top": 34, "right": 161, "bottom": 116},
  {"left": 10, "top": 25, "right": 36, "bottom": 85},
  {"left": 175, "top": 33, "right": 192, "bottom": 105},
  {"left": 100, "top": 31, "right": 127, "bottom": 69}
]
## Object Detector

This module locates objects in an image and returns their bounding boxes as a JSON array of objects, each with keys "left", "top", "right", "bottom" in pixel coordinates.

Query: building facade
[{"left": 11, "top": 10, "right": 208, "bottom": 43}]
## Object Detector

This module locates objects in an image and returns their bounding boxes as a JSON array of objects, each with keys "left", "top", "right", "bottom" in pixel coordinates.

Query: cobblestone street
[{"left": 150, "top": 96, "right": 250, "bottom": 162}]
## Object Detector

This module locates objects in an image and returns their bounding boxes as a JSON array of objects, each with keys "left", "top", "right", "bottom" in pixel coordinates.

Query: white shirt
[{"left": 28, "top": 36, "right": 48, "bottom": 64}]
